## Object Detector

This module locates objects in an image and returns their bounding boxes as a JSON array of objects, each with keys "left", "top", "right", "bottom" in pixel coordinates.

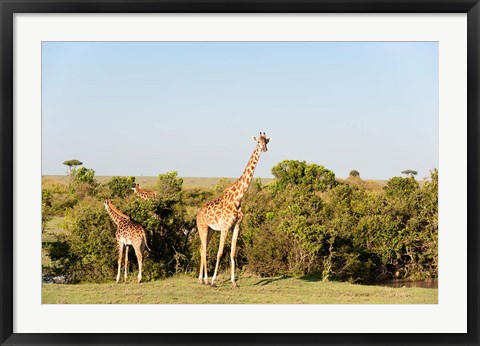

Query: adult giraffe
[{"left": 196, "top": 132, "right": 271, "bottom": 287}]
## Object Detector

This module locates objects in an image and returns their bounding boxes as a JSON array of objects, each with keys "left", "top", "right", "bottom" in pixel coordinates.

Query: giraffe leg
[
  {"left": 197, "top": 222, "right": 207, "bottom": 284},
  {"left": 198, "top": 243, "right": 204, "bottom": 284},
  {"left": 124, "top": 245, "right": 129, "bottom": 282},
  {"left": 204, "top": 228, "right": 214, "bottom": 285},
  {"left": 211, "top": 229, "right": 228, "bottom": 287},
  {"left": 133, "top": 244, "right": 143, "bottom": 284},
  {"left": 197, "top": 219, "right": 211, "bottom": 285},
  {"left": 116, "top": 242, "right": 124, "bottom": 284},
  {"left": 230, "top": 211, "right": 244, "bottom": 288}
]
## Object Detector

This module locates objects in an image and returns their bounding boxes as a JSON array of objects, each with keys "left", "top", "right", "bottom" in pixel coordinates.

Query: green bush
[
  {"left": 271, "top": 160, "right": 336, "bottom": 191},
  {"left": 73, "top": 166, "right": 97, "bottom": 185},
  {"left": 45, "top": 197, "right": 114, "bottom": 283},
  {"left": 384, "top": 176, "right": 419, "bottom": 199},
  {"left": 157, "top": 171, "right": 183, "bottom": 202},
  {"left": 66, "top": 166, "right": 98, "bottom": 200},
  {"left": 106, "top": 176, "right": 136, "bottom": 198}
]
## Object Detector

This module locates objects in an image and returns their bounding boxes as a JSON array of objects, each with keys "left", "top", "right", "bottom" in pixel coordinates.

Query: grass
[{"left": 42, "top": 273, "right": 437, "bottom": 304}]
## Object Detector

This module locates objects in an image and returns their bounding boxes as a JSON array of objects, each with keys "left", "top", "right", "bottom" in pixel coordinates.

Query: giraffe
[
  {"left": 132, "top": 184, "right": 158, "bottom": 200},
  {"left": 104, "top": 198, "right": 151, "bottom": 284},
  {"left": 131, "top": 184, "right": 161, "bottom": 221},
  {"left": 196, "top": 132, "right": 271, "bottom": 287}
]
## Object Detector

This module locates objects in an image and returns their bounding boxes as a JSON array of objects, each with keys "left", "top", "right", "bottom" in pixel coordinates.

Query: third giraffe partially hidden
[
  {"left": 196, "top": 132, "right": 271, "bottom": 287},
  {"left": 132, "top": 184, "right": 158, "bottom": 200}
]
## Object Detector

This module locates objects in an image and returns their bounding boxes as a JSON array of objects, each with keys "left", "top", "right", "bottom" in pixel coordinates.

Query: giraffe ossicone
[
  {"left": 196, "top": 132, "right": 271, "bottom": 287},
  {"left": 104, "top": 198, "right": 150, "bottom": 284}
]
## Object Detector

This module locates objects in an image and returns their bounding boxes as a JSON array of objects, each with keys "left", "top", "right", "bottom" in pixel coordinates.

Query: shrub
[
  {"left": 157, "top": 171, "right": 183, "bottom": 203},
  {"left": 73, "top": 166, "right": 97, "bottom": 185},
  {"left": 49, "top": 197, "right": 114, "bottom": 283},
  {"left": 106, "top": 176, "right": 136, "bottom": 198},
  {"left": 271, "top": 160, "right": 336, "bottom": 191},
  {"left": 384, "top": 176, "right": 419, "bottom": 199}
]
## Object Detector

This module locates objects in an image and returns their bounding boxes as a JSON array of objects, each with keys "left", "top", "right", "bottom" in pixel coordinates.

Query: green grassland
[{"left": 42, "top": 273, "right": 437, "bottom": 304}]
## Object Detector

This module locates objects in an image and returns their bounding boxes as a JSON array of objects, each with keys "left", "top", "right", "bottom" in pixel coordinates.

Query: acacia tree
[
  {"left": 401, "top": 169, "right": 418, "bottom": 177},
  {"left": 63, "top": 159, "right": 83, "bottom": 179}
]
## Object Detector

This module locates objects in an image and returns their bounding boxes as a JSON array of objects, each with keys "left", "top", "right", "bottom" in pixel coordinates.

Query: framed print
[{"left": 1, "top": 0, "right": 479, "bottom": 345}]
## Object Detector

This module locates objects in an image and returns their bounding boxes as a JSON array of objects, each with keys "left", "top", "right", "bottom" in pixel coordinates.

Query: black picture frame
[{"left": 1, "top": 1, "right": 479, "bottom": 345}]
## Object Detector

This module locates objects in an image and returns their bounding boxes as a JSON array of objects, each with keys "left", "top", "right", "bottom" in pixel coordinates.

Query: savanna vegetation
[{"left": 42, "top": 159, "right": 438, "bottom": 288}]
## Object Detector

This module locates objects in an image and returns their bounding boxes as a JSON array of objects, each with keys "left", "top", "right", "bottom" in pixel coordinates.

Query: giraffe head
[
  {"left": 131, "top": 184, "right": 139, "bottom": 192},
  {"left": 104, "top": 198, "right": 110, "bottom": 210},
  {"left": 252, "top": 132, "right": 271, "bottom": 152}
]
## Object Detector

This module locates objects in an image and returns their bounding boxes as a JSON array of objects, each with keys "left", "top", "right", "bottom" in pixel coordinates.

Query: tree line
[{"left": 42, "top": 160, "right": 438, "bottom": 284}]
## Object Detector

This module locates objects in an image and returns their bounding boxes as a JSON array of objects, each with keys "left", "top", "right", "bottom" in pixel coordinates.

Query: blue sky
[{"left": 42, "top": 42, "right": 438, "bottom": 180}]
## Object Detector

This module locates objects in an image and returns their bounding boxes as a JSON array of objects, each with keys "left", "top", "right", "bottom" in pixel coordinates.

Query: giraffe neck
[
  {"left": 105, "top": 202, "right": 129, "bottom": 226},
  {"left": 135, "top": 190, "right": 147, "bottom": 198},
  {"left": 232, "top": 144, "right": 262, "bottom": 201}
]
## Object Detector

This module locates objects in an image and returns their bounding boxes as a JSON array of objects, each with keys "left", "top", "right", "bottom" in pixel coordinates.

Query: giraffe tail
[{"left": 143, "top": 232, "right": 151, "bottom": 251}]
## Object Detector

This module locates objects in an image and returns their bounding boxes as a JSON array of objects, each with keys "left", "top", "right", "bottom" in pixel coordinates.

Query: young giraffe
[
  {"left": 132, "top": 184, "right": 158, "bottom": 200},
  {"left": 197, "top": 132, "right": 271, "bottom": 287},
  {"left": 104, "top": 198, "right": 150, "bottom": 284}
]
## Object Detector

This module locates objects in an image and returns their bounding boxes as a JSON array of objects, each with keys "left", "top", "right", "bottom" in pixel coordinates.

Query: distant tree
[
  {"left": 401, "top": 170, "right": 418, "bottom": 177},
  {"left": 349, "top": 170, "right": 360, "bottom": 178},
  {"left": 63, "top": 159, "right": 83, "bottom": 179}
]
